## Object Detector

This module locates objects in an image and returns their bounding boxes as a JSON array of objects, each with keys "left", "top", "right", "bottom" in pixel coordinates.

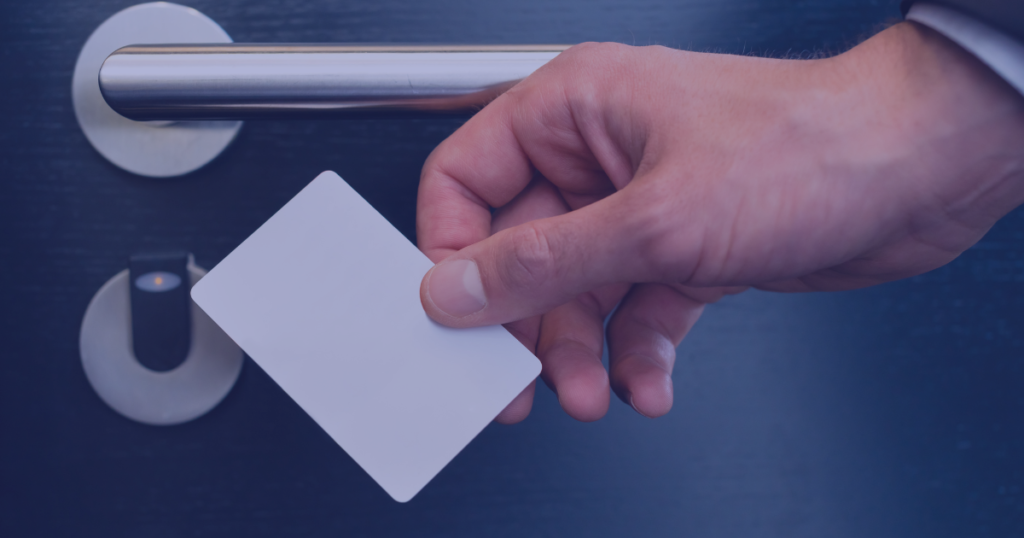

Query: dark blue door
[{"left": 3, "top": 1, "right": 1023, "bottom": 536}]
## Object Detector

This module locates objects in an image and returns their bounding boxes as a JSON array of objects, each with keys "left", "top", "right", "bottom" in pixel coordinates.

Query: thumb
[{"left": 420, "top": 191, "right": 666, "bottom": 327}]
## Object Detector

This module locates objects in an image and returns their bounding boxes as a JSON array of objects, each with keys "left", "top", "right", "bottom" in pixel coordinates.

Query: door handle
[
  {"left": 72, "top": 2, "right": 569, "bottom": 177},
  {"left": 100, "top": 44, "right": 568, "bottom": 121}
]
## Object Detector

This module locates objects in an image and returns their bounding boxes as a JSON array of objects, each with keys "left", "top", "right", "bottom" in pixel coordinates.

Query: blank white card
[{"left": 191, "top": 171, "right": 540, "bottom": 502}]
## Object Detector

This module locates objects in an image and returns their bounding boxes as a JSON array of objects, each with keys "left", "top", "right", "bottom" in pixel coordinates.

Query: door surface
[{"left": 3, "top": 1, "right": 1024, "bottom": 536}]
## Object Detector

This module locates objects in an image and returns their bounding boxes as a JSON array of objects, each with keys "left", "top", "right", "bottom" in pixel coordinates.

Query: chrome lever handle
[
  {"left": 73, "top": 3, "right": 567, "bottom": 176},
  {"left": 100, "top": 44, "right": 569, "bottom": 120}
]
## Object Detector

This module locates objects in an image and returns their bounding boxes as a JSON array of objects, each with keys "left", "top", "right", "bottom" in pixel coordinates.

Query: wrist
[{"left": 833, "top": 21, "right": 1024, "bottom": 233}]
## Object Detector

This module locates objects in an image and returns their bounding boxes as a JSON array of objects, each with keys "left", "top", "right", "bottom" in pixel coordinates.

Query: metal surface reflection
[{"left": 99, "top": 44, "right": 569, "bottom": 120}]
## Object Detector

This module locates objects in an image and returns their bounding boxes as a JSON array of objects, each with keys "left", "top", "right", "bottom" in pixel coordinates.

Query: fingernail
[
  {"left": 629, "top": 395, "right": 654, "bottom": 419},
  {"left": 428, "top": 259, "right": 486, "bottom": 318}
]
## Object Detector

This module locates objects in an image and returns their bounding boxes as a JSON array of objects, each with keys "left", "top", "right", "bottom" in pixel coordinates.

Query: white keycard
[{"left": 191, "top": 171, "right": 541, "bottom": 502}]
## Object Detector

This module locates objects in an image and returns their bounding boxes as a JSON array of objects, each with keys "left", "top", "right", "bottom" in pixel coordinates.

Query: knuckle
[
  {"left": 500, "top": 223, "right": 559, "bottom": 292},
  {"left": 564, "top": 41, "right": 626, "bottom": 59},
  {"left": 555, "top": 42, "right": 634, "bottom": 75},
  {"left": 562, "top": 41, "right": 603, "bottom": 59},
  {"left": 513, "top": 42, "right": 641, "bottom": 121}
]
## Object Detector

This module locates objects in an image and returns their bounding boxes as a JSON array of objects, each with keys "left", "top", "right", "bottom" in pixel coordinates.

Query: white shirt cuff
[{"left": 907, "top": 2, "right": 1024, "bottom": 96}]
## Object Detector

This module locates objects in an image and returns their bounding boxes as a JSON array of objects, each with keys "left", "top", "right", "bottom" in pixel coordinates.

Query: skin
[{"left": 416, "top": 22, "right": 1024, "bottom": 424}]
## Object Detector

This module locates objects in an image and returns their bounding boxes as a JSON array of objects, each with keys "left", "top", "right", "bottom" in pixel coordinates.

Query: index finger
[{"left": 416, "top": 92, "right": 534, "bottom": 263}]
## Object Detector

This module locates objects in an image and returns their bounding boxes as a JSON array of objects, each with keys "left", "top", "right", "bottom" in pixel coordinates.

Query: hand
[{"left": 416, "top": 22, "right": 1024, "bottom": 423}]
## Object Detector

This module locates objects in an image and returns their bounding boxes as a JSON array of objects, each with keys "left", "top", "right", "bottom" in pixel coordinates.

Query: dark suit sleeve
[{"left": 902, "top": 1, "right": 1024, "bottom": 43}]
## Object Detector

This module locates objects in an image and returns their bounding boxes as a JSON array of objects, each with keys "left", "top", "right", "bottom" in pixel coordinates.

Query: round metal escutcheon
[
  {"left": 71, "top": 2, "right": 242, "bottom": 178},
  {"left": 80, "top": 265, "right": 244, "bottom": 425}
]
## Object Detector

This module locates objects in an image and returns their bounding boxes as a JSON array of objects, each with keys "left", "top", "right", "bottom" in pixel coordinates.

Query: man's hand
[{"left": 416, "top": 22, "right": 1024, "bottom": 423}]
